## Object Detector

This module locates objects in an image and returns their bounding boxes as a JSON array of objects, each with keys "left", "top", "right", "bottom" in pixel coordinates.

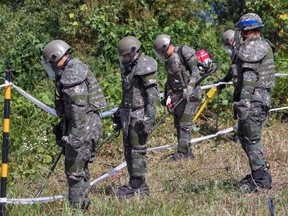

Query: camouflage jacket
[
  {"left": 164, "top": 46, "right": 201, "bottom": 95},
  {"left": 55, "top": 58, "right": 107, "bottom": 128},
  {"left": 235, "top": 36, "right": 275, "bottom": 102},
  {"left": 119, "top": 53, "right": 159, "bottom": 119}
]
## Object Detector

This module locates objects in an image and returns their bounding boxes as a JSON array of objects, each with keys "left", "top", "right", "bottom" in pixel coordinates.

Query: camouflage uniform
[
  {"left": 164, "top": 46, "right": 202, "bottom": 156},
  {"left": 115, "top": 53, "right": 159, "bottom": 193},
  {"left": 234, "top": 36, "right": 275, "bottom": 169},
  {"left": 55, "top": 58, "right": 107, "bottom": 205}
]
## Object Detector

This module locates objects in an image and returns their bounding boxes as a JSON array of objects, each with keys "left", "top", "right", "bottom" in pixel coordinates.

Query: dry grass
[{"left": 5, "top": 119, "right": 288, "bottom": 215}]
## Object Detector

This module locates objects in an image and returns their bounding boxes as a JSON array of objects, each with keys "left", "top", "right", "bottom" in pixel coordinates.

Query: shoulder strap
[{"left": 178, "top": 46, "right": 192, "bottom": 74}]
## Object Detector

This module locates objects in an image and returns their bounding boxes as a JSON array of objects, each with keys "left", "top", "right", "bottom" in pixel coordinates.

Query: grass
[{"left": 4, "top": 117, "right": 288, "bottom": 215}]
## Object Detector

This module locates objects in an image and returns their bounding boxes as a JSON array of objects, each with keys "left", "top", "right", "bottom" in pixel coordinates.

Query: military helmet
[
  {"left": 222, "top": 30, "right": 235, "bottom": 46},
  {"left": 221, "top": 30, "right": 235, "bottom": 56},
  {"left": 153, "top": 34, "right": 171, "bottom": 61},
  {"left": 117, "top": 36, "right": 141, "bottom": 56},
  {"left": 42, "top": 40, "right": 70, "bottom": 63},
  {"left": 235, "top": 13, "right": 263, "bottom": 31},
  {"left": 117, "top": 36, "right": 141, "bottom": 68}
]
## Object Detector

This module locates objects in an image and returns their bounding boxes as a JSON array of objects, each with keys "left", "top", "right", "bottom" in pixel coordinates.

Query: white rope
[
  {"left": 0, "top": 82, "right": 11, "bottom": 89},
  {"left": 275, "top": 74, "right": 288, "bottom": 77},
  {"left": 0, "top": 195, "right": 66, "bottom": 204},
  {"left": 8, "top": 72, "right": 288, "bottom": 119},
  {"left": 12, "top": 84, "right": 58, "bottom": 117},
  {"left": 88, "top": 126, "right": 235, "bottom": 186},
  {"left": 90, "top": 162, "right": 127, "bottom": 186},
  {"left": 200, "top": 82, "right": 233, "bottom": 90},
  {"left": 1, "top": 72, "right": 287, "bottom": 204},
  {"left": 269, "top": 106, "right": 288, "bottom": 112},
  {"left": 0, "top": 126, "right": 235, "bottom": 204}
]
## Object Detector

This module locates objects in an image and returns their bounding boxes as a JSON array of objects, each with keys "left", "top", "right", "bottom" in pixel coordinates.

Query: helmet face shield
[
  {"left": 41, "top": 59, "right": 56, "bottom": 80},
  {"left": 152, "top": 48, "right": 165, "bottom": 62},
  {"left": 117, "top": 36, "right": 141, "bottom": 68},
  {"left": 153, "top": 34, "right": 171, "bottom": 62},
  {"left": 118, "top": 49, "right": 138, "bottom": 68},
  {"left": 223, "top": 44, "right": 234, "bottom": 56}
]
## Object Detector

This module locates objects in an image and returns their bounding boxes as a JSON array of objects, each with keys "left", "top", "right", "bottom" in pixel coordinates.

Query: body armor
[
  {"left": 121, "top": 54, "right": 157, "bottom": 109},
  {"left": 237, "top": 37, "right": 275, "bottom": 89},
  {"left": 165, "top": 46, "right": 200, "bottom": 93}
]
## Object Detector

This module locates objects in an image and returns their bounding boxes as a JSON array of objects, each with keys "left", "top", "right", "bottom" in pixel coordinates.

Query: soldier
[
  {"left": 41, "top": 40, "right": 107, "bottom": 209},
  {"left": 217, "top": 30, "right": 240, "bottom": 142},
  {"left": 153, "top": 34, "right": 202, "bottom": 161},
  {"left": 218, "top": 29, "right": 236, "bottom": 91},
  {"left": 228, "top": 13, "right": 275, "bottom": 192},
  {"left": 112, "top": 36, "right": 159, "bottom": 198}
]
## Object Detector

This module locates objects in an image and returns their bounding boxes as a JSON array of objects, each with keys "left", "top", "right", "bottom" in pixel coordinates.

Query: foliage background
[{"left": 0, "top": 0, "right": 287, "bottom": 212}]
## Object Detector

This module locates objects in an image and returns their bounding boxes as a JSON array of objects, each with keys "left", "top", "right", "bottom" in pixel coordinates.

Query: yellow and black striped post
[{"left": 0, "top": 70, "right": 12, "bottom": 215}]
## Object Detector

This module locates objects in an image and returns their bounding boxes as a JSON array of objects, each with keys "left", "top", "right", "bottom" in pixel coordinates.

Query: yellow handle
[{"left": 193, "top": 87, "right": 218, "bottom": 121}]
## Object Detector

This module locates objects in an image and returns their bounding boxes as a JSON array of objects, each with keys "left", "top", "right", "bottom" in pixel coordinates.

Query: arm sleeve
[
  {"left": 240, "top": 63, "right": 258, "bottom": 100},
  {"left": 142, "top": 72, "right": 159, "bottom": 121},
  {"left": 68, "top": 81, "right": 90, "bottom": 129},
  {"left": 185, "top": 53, "right": 201, "bottom": 88}
]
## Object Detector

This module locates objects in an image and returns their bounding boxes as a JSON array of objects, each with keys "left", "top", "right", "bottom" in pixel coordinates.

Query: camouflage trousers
[
  {"left": 122, "top": 108, "right": 148, "bottom": 179},
  {"left": 64, "top": 112, "right": 102, "bottom": 204},
  {"left": 236, "top": 89, "right": 271, "bottom": 171},
  {"left": 173, "top": 95, "right": 201, "bottom": 154}
]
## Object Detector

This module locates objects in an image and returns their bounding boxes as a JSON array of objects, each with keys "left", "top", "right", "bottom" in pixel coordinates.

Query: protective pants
[
  {"left": 236, "top": 89, "right": 270, "bottom": 172},
  {"left": 64, "top": 112, "right": 102, "bottom": 205},
  {"left": 173, "top": 97, "right": 200, "bottom": 154},
  {"left": 122, "top": 108, "right": 148, "bottom": 181}
]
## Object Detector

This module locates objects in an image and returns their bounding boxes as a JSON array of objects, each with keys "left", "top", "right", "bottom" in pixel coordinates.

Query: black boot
[
  {"left": 169, "top": 150, "right": 195, "bottom": 162},
  {"left": 115, "top": 177, "right": 149, "bottom": 199},
  {"left": 252, "top": 167, "right": 272, "bottom": 189},
  {"left": 238, "top": 167, "right": 272, "bottom": 193},
  {"left": 69, "top": 198, "right": 91, "bottom": 213},
  {"left": 237, "top": 174, "right": 258, "bottom": 193}
]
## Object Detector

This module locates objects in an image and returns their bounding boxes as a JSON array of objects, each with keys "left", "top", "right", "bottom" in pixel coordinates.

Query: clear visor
[
  {"left": 41, "top": 59, "right": 55, "bottom": 80},
  {"left": 223, "top": 45, "right": 234, "bottom": 56},
  {"left": 118, "top": 53, "right": 131, "bottom": 68},
  {"left": 152, "top": 49, "right": 165, "bottom": 63},
  {"left": 118, "top": 51, "right": 139, "bottom": 68}
]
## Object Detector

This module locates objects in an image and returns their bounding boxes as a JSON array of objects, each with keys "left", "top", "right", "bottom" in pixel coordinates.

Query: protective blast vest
[
  {"left": 56, "top": 58, "right": 107, "bottom": 121},
  {"left": 164, "top": 46, "right": 199, "bottom": 93},
  {"left": 237, "top": 37, "right": 275, "bottom": 89},
  {"left": 121, "top": 54, "right": 157, "bottom": 109}
]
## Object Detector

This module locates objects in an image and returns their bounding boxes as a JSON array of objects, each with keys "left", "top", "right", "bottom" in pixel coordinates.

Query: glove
[
  {"left": 141, "top": 116, "right": 154, "bottom": 134},
  {"left": 53, "top": 120, "right": 64, "bottom": 147},
  {"left": 160, "top": 97, "right": 166, "bottom": 107},
  {"left": 112, "top": 114, "right": 122, "bottom": 130},
  {"left": 183, "top": 86, "right": 194, "bottom": 99}
]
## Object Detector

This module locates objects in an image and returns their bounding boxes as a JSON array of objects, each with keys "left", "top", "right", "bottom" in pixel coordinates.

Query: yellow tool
[{"left": 193, "top": 87, "right": 218, "bottom": 121}]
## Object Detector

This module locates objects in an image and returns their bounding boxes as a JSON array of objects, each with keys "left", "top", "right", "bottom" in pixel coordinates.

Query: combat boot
[
  {"left": 115, "top": 177, "right": 149, "bottom": 199},
  {"left": 169, "top": 150, "right": 195, "bottom": 162},
  {"left": 252, "top": 167, "right": 272, "bottom": 189},
  {"left": 238, "top": 166, "right": 272, "bottom": 193},
  {"left": 69, "top": 198, "right": 91, "bottom": 213}
]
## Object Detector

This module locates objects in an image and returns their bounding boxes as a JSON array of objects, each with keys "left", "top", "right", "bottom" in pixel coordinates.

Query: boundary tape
[
  {"left": 0, "top": 73, "right": 287, "bottom": 204},
  {"left": 1, "top": 126, "right": 235, "bottom": 204}
]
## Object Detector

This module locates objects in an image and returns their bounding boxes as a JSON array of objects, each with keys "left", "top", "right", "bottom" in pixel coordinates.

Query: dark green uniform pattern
[
  {"left": 55, "top": 58, "right": 107, "bottom": 204},
  {"left": 164, "top": 46, "right": 202, "bottom": 154},
  {"left": 234, "top": 37, "right": 275, "bottom": 171},
  {"left": 117, "top": 54, "right": 159, "bottom": 179}
]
